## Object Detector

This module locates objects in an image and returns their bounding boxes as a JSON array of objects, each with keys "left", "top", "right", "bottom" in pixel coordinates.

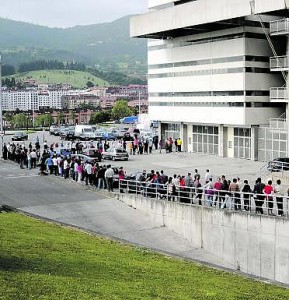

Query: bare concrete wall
[{"left": 117, "top": 194, "right": 289, "bottom": 285}]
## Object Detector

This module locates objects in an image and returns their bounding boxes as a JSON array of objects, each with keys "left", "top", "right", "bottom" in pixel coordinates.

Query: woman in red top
[
  {"left": 118, "top": 167, "right": 125, "bottom": 180},
  {"left": 263, "top": 180, "right": 274, "bottom": 215}
]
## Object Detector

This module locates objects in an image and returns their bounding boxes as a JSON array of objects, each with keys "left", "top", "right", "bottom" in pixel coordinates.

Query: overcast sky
[{"left": 0, "top": 0, "right": 147, "bottom": 28}]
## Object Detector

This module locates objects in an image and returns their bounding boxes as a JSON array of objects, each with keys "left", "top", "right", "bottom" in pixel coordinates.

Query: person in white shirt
[
  {"left": 204, "top": 169, "right": 212, "bottom": 183},
  {"left": 85, "top": 161, "right": 92, "bottom": 185},
  {"left": 105, "top": 165, "right": 115, "bottom": 192}
]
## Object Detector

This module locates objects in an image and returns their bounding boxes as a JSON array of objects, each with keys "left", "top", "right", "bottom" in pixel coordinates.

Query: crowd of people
[
  {"left": 123, "top": 168, "right": 288, "bottom": 217},
  {"left": 2, "top": 136, "right": 288, "bottom": 218}
]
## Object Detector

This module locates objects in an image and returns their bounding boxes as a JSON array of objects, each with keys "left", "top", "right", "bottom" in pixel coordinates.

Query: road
[
  {"left": 0, "top": 131, "right": 267, "bottom": 270},
  {"left": 3, "top": 130, "right": 265, "bottom": 184}
]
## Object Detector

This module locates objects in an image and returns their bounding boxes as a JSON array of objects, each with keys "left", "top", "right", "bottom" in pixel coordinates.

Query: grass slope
[
  {"left": 0, "top": 213, "right": 288, "bottom": 299},
  {"left": 10, "top": 70, "right": 109, "bottom": 89}
]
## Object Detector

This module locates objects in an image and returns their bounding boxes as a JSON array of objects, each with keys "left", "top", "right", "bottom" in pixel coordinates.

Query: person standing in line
[
  {"left": 105, "top": 164, "right": 115, "bottom": 192},
  {"left": 77, "top": 162, "right": 83, "bottom": 183},
  {"left": 165, "top": 177, "right": 174, "bottom": 201},
  {"left": 203, "top": 177, "right": 214, "bottom": 206},
  {"left": 2, "top": 143, "right": 8, "bottom": 160},
  {"left": 176, "top": 138, "right": 182, "bottom": 152},
  {"left": 63, "top": 157, "right": 70, "bottom": 179},
  {"left": 204, "top": 169, "right": 212, "bottom": 183},
  {"left": 194, "top": 169, "right": 200, "bottom": 181},
  {"left": 159, "top": 139, "right": 163, "bottom": 153},
  {"left": 220, "top": 175, "right": 229, "bottom": 208},
  {"left": 242, "top": 180, "right": 252, "bottom": 211},
  {"left": 253, "top": 177, "right": 265, "bottom": 214},
  {"left": 172, "top": 174, "right": 180, "bottom": 201},
  {"left": 45, "top": 155, "right": 53, "bottom": 174},
  {"left": 264, "top": 180, "right": 274, "bottom": 216},
  {"left": 213, "top": 177, "right": 223, "bottom": 207},
  {"left": 274, "top": 179, "right": 284, "bottom": 216},
  {"left": 30, "top": 149, "right": 37, "bottom": 168},
  {"left": 148, "top": 138, "right": 153, "bottom": 154},
  {"left": 194, "top": 175, "right": 202, "bottom": 205},
  {"left": 229, "top": 178, "right": 241, "bottom": 210},
  {"left": 85, "top": 161, "right": 92, "bottom": 185}
]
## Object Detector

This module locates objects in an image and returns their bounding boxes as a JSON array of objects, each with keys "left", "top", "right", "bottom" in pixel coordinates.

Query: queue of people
[
  {"left": 120, "top": 168, "right": 288, "bottom": 217},
  {"left": 2, "top": 137, "right": 289, "bottom": 218}
]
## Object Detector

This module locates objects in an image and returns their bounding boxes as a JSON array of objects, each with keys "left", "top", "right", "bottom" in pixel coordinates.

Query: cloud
[{"left": 0, "top": 0, "right": 147, "bottom": 28}]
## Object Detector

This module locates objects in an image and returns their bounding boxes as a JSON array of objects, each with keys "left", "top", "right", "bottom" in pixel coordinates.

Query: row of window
[
  {"left": 149, "top": 91, "right": 269, "bottom": 97},
  {"left": 149, "top": 101, "right": 277, "bottom": 108},
  {"left": 148, "top": 55, "right": 269, "bottom": 70},
  {"left": 148, "top": 67, "right": 270, "bottom": 79},
  {"left": 149, "top": 33, "right": 267, "bottom": 51}
]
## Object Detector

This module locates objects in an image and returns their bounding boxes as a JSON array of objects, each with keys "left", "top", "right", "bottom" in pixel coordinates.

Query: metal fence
[{"left": 118, "top": 179, "right": 289, "bottom": 217}]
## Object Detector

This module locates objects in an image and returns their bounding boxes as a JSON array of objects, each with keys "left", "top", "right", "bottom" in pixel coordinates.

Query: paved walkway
[{"left": 0, "top": 159, "right": 234, "bottom": 271}]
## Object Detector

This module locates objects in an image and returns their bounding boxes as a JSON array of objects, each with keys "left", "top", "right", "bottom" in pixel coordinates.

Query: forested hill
[{"left": 0, "top": 16, "right": 147, "bottom": 76}]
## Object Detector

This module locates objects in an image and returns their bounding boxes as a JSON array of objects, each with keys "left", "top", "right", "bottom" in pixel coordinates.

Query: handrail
[{"left": 118, "top": 179, "right": 288, "bottom": 217}]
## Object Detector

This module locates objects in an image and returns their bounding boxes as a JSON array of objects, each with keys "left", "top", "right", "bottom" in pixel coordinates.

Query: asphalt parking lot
[{"left": 2, "top": 130, "right": 266, "bottom": 185}]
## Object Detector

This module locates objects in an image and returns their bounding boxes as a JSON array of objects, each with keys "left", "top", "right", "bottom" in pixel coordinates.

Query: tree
[
  {"left": 111, "top": 100, "right": 133, "bottom": 121},
  {"left": 89, "top": 111, "right": 111, "bottom": 124},
  {"left": 35, "top": 114, "right": 54, "bottom": 127},
  {"left": 12, "top": 113, "right": 27, "bottom": 129},
  {"left": 69, "top": 110, "right": 76, "bottom": 125},
  {"left": 57, "top": 111, "right": 65, "bottom": 125},
  {"left": 86, "top": 81, "right": 94, "bottom": 88}
]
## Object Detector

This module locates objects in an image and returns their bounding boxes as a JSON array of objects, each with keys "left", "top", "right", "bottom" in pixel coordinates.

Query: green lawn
[
  {"left": 0, "top": 212, "right": 288, "bottom": 300},
  {"left": 9, "top": 70, "right": 108, "bottom": 89}
]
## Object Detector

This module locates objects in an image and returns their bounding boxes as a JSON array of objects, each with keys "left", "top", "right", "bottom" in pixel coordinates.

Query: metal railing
[
  {"left": 270, "top": 87, "right": 289, "bottom": 102},
  {"left": 270, "top": 18, "right": 289, "bottom": 35},
  {"left": 270, "top": 55, "right": 289, "bottom": 70},
  {"left": 118, "top": 179, "right": 289, "bottom": 217}
]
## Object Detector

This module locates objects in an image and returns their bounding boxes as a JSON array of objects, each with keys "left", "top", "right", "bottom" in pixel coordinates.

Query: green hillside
[
  {"left": 0, "top": 16, "right": 147, "bottom": 76},
  {"left": 10, "top": 70, "right": 109, "bottom": 89}
]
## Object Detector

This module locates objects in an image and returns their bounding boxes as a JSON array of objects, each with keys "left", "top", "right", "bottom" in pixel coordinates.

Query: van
[{"left": 74, "top": 125, "right": 95, "bottom": 140}]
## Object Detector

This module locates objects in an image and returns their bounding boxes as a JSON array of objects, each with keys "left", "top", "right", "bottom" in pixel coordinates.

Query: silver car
[{"left": 102, "top": 147, "right": 129, "bottom": 161}]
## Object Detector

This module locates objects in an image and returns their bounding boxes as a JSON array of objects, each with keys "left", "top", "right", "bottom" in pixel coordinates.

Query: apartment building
[
  {"left": 3, "top": 90, "right": 74, "bottom": 111},
  {"left": 131, "top": 0, "right": 289, "bottom": 161},
  {"left": 2, "top": 90, "right": 39, "bottom": 111},
  {"left": 62, "top": 94, "right": 99, "bottom": 110}
]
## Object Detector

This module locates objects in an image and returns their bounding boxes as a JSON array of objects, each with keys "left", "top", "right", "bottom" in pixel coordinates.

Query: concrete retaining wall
[{"left": 117, "top": 193, "right": 289, "bottom": 285}]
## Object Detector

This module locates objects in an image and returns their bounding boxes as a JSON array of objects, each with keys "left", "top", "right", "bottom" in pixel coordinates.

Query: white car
[{"left": 102, "top": 147, "right": 129, "bottom": 161}]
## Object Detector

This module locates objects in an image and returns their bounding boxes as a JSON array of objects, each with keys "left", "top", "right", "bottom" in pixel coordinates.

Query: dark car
[
  {"left": 60, "top": 127, "right": 75, "bottom": 140},
  {"left": 12, "top": 132, "right": 28, "bottom": 141},
  {"left": 267, "top": 158, "right": 289, "bottom": 172}
]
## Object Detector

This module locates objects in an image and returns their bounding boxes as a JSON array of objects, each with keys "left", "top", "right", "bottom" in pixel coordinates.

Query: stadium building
[{"left": 131, "top": 0, "right": 289, "bottom": 161}]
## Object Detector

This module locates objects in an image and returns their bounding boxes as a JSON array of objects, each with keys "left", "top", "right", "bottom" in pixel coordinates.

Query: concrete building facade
[{"left": 131, "top": 0, "right": 289, "bottom": 161}]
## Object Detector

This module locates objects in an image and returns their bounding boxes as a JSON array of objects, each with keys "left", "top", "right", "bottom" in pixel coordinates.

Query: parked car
[
  {"left": 49, "top": 125, "right": 59, "bottom": 135},
  {"left": 267, "top": 158, "right": 289, "bottom": 172},
  {"left": 70, "top": 153, "right": 101, "bottom": 164},
  {"left": 102, "top": 147, "right": 129, "bottom": 161},
  {"left": 82, "top": 148, "right": 102, "bottom": 162},
  {"left": 60, "top": 127, "right": 75, "bottom": 140},
  {"left": 12, "top": 132, "right": 28, "bottom": 141}
]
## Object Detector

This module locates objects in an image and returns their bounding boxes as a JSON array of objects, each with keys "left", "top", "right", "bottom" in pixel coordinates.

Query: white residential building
[
  {"left": 2, "top": 90, "right": 39, "bottom": 111},
  {"left": 131, "top": 0, "right": 289, "bottom": 161},
  {"left": 2, "top": 90, "right": 73, "bottom": 111}
]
